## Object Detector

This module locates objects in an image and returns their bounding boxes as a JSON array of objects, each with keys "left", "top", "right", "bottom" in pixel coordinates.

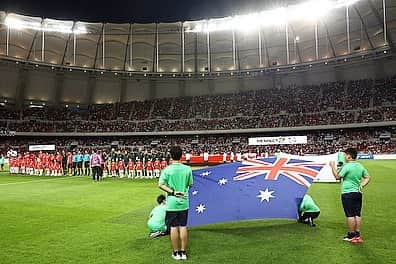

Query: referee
[{"left": 330, "top": 148, "right": 370, "bottom": 243}]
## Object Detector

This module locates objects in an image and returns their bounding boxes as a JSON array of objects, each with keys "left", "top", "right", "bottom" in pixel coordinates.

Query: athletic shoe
[
  {"left": 351, "top": 236, "right": 364, "bottom": 243},
  {"left": 171, "top": 252, "right": 181, "bottom": 260},
  {"left": 149, "top": 231, "right": 163, "bottom": 238},
  {"left": 180, "top": 252, "right": 187, "bottom": 260},
  {"left": 343, "top": 234, "right": 354, "bottom": 242}
]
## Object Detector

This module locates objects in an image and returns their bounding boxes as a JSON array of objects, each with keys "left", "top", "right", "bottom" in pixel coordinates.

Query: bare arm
[
  {"left": 158, "top": 183, "right": 185, "bottom": 198},
  {"left": 158, "top": 183, "right": 174, "bottom": 195},
  {"left": 359, "top": 175, "right": 370, "bottom": 192},
  {"left": 329, "top": 161, "right": 341, "bottom": 180}
]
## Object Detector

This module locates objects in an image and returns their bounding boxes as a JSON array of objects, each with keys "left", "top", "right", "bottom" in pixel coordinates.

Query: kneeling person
[
  {"left": 148, "top": 195, "right": 168, "bottom": 238},
  {"left": 298, "top": 194, "right": 320, "bottom": 227}
]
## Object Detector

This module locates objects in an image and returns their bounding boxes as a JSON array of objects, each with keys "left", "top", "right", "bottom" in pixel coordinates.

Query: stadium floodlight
[
  {"left": 4, "top": 14, "right": 87, "bottom": 34},
  {"left": 288, "top": 0, "right": 333, "bottom": 21},
  {"left": 184, "top": 0, "right": 361, "bottom": 33},
  {"left": 335, "top": 0, "right": 360, "bottom": 8}
]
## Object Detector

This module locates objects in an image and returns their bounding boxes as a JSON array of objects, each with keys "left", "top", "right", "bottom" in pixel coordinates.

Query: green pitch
[{"left": 0, "top": 160, "right": 395, "bottom": 264}]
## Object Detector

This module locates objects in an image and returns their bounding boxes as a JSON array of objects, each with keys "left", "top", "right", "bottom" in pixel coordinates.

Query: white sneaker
[
  {"left": 180, "top": 253, "right": 187, "bottom": 260},
  {"left": 171, "top": 252, "right": 181, "bottom": 260},
  {"left": 149, "top": 231, "right": 162, "bottom": 238}
]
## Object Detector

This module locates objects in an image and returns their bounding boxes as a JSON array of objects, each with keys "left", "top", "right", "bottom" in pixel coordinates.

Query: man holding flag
[{"left": 158, "top": 146, "right": 193, "bottom": 261}]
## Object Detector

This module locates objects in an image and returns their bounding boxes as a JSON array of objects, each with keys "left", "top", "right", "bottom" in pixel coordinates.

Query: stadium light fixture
[
  {"left": 4, "top": 14, "right": 87, "bottom": 34},
  {"left": 186, "top": 0, "right": 361, "bottom": 33}
]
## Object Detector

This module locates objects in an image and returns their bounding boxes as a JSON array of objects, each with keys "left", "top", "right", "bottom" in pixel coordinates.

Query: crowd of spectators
[
  {"left": 0, "top": 76, "right": 395, "bottom": 133},
  {"left": 1, "top": 127, "right": 395, "bottom": 155}
]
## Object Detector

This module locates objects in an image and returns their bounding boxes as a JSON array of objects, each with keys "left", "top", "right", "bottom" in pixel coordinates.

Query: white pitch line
[{"left": 0, "top": 176, "right": 84, "bottom": 186}]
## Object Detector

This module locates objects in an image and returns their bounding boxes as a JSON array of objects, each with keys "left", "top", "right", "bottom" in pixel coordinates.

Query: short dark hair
[
  {"left": 170, "top": 146, "right": 182, "bottom": 160},
  {"left": 344, "top": 148, "right": 357, "bottom": 159},
  {"left": 157, "top": 194, "right": 166, "bottom": 204}
]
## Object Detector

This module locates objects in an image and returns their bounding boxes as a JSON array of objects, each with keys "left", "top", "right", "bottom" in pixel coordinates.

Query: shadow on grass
[
  {"left": 105, "top": 206, "right": 151, "bottom": 225},
  {"left": 191, "top": 220, "right": 303, "bottom": 235}
]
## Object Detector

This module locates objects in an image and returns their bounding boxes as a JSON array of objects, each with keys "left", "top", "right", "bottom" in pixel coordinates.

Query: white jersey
[
  {"left": 203, "top": 152, "right": 209, "bottom": 161},
  {"left": 223, "top": 153, "right": 227, "bottom": 162},
  {"left": 186, "top": 153, "right": 191, "bottom": 161}
]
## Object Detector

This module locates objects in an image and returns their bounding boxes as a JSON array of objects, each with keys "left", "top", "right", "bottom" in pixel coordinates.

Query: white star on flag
[
  {"left": 218, "top": 178, "right": 228, "bottom": 186},
  {"left": 257, "top": 188, "right": 275, "bottom": 203},
  {"left": 200, "top": 171, "right": 212, "bottom": 177},
  {"left": 196, "top": 204, "right": 206, "bottom": 214},
  {"left": 192, "top": 190, "right": 198, "bottom": 195}
]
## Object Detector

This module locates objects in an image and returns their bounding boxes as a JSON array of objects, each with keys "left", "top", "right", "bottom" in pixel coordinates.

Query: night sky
[{"left": 1, "top": 0, "right": 299, "bottom": 23}]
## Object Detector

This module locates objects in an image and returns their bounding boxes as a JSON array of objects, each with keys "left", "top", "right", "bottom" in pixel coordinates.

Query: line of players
[
  {"left": 9, "top": 152, "right": 64, "bottom": 176},
  {"left": 8, "top": 150, "right": 169, "bottom": 179},
  {"left": 104, "top": 158, "right": 168, "bottom": 179}
]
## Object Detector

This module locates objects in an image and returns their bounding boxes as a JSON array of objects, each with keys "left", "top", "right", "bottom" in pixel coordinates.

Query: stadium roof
[
  {"left": 0, "top": 0, "right": 394, "bottom": 74},
  {"left": 1, "top": 0, "right": 302, "bottom": 24}
]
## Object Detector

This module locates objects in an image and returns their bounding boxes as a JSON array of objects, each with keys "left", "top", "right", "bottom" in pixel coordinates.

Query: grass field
[{"left": 0, "top": 160, "right": 395, "bottom": 264}]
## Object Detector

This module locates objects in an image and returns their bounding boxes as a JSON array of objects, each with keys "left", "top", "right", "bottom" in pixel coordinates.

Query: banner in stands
[
  {"left": 29, "top": 145, "right": 55, "bottom": 151},
  {"left": 357, "top": 153, "right": 374, "bottom": 159},
  {"left": 248, "top": 136, "right": 307, "bottom": 146},
  {"left": 374, "top": 154, "right": 396, "bottom": 160}
]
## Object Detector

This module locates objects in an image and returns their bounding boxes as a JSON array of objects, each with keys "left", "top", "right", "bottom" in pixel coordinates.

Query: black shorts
[
  {"left": 77, "top": 162, "right": 83, "bottom": 168},
  {"left": 84, "top": 161, "right": 90, "bottom": 168},
  {"left": 72, "top": 162, "right": 77, "bottom": 169},
  {"left": 300, "top": 211, "right": 320, "bottom": 220},
  {"left": 166, "top": 210, "right": 188, "bottom": 227},
  {"left": 341, "top": 192, "right": 362, "bottom": 217}
]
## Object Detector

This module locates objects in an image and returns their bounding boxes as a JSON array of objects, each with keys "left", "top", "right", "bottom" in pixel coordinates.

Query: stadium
[{"left": 0, "top": 0, "right": 395, "bottom": 263}]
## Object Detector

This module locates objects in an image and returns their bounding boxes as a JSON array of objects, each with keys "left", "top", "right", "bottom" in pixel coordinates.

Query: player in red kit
[
  {"left": 160, "top": 158, "right": 168, "bottom": 172},
  {"left": 146, "top": 159, "right": 154, "bottom": 179},
  {"left": 127, "top": 159, "right": 134, "bottom": 179},
  {"left": 55, "top": 161, "right": 62, "bottom": 176},
  {"left": 154, "top": 158, "right": 161, "bottom": 178},
  {"left": 118, "top": 159, "right": 125, "bottom": 178},
  {"left": 111, "top": 161, "right": 117, "bottom": 177},
  {"left": 135, "top": 159, "right": 143, "bottom": 179}
]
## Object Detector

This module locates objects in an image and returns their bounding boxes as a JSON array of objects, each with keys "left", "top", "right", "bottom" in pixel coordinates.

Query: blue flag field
[{"left": 188, "top": 157, "right": 326, "bottom": 227}]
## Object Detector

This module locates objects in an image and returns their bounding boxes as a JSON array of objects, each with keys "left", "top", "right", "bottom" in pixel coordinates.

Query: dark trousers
[
  {"left": 299, "top": 211, "right": 320, "bottom": 221},
  {"left": 92, "top": 166, "right": 102, "bottom": 181}
]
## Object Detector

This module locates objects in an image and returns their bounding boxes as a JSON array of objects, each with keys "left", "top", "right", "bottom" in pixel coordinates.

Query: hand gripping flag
[{"left": 188, "top": 157, "right": 325, "bottom": 227}]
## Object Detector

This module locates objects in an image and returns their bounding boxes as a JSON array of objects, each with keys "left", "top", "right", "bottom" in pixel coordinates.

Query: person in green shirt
[
  {"left": 158, "top": 146, "right": 193, "bottom": 261},
  {"left": 298, "top": 194, "right": 320, "bottom": 227},
  {"left": 330, "top": 148, "right": 370, "bottom": 243},
  {"left": 148, "top": 194, "right": 168, "bottom": 238}
]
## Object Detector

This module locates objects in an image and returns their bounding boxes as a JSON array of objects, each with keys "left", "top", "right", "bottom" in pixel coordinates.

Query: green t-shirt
[
  {"left": 147, "top": 204, "right": 167, "bottom": 232},
  {"left": 159, "top": 163, "right": 193, "bottom": 211},
  {"left": 299, "top": 194, "right": 320, "bottom": 213},
  {"left": 339, "top": 161, "right": 369, "bottom": 193}
]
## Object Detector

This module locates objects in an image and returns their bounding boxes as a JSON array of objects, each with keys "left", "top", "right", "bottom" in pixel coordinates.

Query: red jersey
[
  {"left": 135, "top": 161, "right": 143, "bottom": 170},
  {"left": 29, "top": 159, "right": 36, "bottom": 169},
  {"left": 160, "top": 160, "right": 167, "bottom": 169},
  {"left": 56, "top": 154, "right": 62, "bottom": 163},
  {"left": 118, "top": 160, "right": 125, "bottom": 170},
  {"left": 67, "top": 154, "right": 72, "bottom": 164},
  {"left": 111, "top": 161, "right": 117, "bottom": 171},
  {"left": 127, "top": 161, "right": 134, "bottom": 170},
  {"left": 154, "top": 160, "right": 161, "bottom": 170},
  {"left": 146, "top": 161, "right": 153, "bottom": 171}
]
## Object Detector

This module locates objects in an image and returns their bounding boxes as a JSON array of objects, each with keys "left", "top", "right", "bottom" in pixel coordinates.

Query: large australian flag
[{"left": 188, "top": 157, "right": 325, "bottom": 227}]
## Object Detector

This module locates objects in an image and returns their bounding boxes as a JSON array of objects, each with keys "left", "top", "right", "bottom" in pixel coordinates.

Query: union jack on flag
[{"left": 234, "top": 157, "right": 325, "bottom": 187}]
